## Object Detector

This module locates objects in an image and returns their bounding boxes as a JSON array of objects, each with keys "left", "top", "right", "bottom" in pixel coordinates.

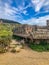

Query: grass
[{"left": 29, "top": 41, "right": 49, "bottom": 52}]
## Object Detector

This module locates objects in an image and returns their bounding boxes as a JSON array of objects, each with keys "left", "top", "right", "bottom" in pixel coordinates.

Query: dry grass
[{"left": 0, "top": 46, "right": 49, "bottom": 65}]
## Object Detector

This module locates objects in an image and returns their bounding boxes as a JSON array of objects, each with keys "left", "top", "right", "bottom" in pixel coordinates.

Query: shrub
[
  {"left": 0, "top": 24, "right": 12, "bottom": 53},
  {"left": 29, "top": 41, "right": 49, "bottom": 52},
  {"left": 11, "top": 48, "right": 16, "bottom": 53},
  {"left": 40, "top": 40, "right": 47, "bottom": 45}
]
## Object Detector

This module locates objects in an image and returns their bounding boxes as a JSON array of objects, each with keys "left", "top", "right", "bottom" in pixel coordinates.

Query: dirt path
[{"left": 0, "top": 46, "right": 49, "bottom": 65}]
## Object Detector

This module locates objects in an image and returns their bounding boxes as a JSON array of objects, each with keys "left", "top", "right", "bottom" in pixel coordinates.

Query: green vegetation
[
  {"left": 0, "top": 19, "right": 20, "bottom": 24},
  {"left": 0, "top": 19, "right": 49, "bottom": 52},
  {"left": 0, "top": 24, "right": 12, "bottom": 53},
  {"left": 29, "top": 40, "right": 49, "bottom": 52},
  {"left": 11, "top": 48, "right": 16, "bottom": 53},
  {"left": 13, "top": 35, "right": 23, "bottom": 41},
  {"left": 0, "top": 25, "right": 12, "bottom": 36}
]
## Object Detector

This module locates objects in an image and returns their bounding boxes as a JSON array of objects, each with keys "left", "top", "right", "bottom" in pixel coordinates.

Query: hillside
[{"left": 0, "top": 19, "right": 20, "bottom": 24}]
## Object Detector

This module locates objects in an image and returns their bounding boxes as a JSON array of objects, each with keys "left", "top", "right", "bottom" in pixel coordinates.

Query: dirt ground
[{"left": 0, "top": 46, "right": 49, "bottom": 65}]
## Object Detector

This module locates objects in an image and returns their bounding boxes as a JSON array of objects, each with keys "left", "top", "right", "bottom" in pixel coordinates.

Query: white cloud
[
  {"left": 14, "top": 0, "right": 31, "bottom": 15},
  {"left": 31, "top": 0, "right": 45, "bottom": 12},
  {"left": 4, "top": 3, "right": 16, "bottom": 15},
  {"left": 0, "top": 0, "right": 29, "bottom": 20},
  {"left": 0, "top": 1, "right": 24, "bottom": 22},
  {"left": 22, "top": 15, "right": 49, "bottom": 26},
  {"left": 0, "top": 0, "right": 49, "bottom": 25},
  {"left": 43, "top": 0, "right": 49, "bottom": 6},
  {"left": 31, "top": 0, "right": 49, "bottom": 12}
]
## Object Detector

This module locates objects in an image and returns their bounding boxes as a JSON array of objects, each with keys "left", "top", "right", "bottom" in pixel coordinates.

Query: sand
[{"left": 0, "top": 46, "right": 49, "bottom": 65}]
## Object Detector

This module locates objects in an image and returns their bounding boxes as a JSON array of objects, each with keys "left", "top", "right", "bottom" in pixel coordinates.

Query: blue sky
[{"left": 0, "top": 0, "right": 49, "bottom": 25}]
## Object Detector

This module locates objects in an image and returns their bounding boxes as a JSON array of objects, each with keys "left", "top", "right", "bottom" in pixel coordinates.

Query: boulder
[{"left": 15, "top": 46, "right": 21, "bottom": 52}]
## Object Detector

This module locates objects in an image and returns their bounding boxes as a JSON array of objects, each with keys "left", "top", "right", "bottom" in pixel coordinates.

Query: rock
[
  {"left": 20, "top": 40, "right": 25, "bottom": 45},
  {"left": 15, "top": 46, "right": 21, "bottom": 52},
  {"left": 19, "top": 45, "right": 23, "bottom": 49},
  {"left": 9, "top": 44, "right": 15, "bottom": 48}
]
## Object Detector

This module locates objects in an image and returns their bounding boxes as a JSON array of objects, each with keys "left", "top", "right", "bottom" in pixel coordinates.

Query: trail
[{"left": 0, "top": 42, "right": 49, "bottom": 65}]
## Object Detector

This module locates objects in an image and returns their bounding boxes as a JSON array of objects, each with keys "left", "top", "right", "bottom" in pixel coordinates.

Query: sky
[{"left": 0, "top": 0, "right": 49, "bottom": 25}]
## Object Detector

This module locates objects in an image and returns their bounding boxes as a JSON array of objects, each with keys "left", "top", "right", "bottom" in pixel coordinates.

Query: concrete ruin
[{"left": 12, "top": 20, "right": 49, "bottom": 44}]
